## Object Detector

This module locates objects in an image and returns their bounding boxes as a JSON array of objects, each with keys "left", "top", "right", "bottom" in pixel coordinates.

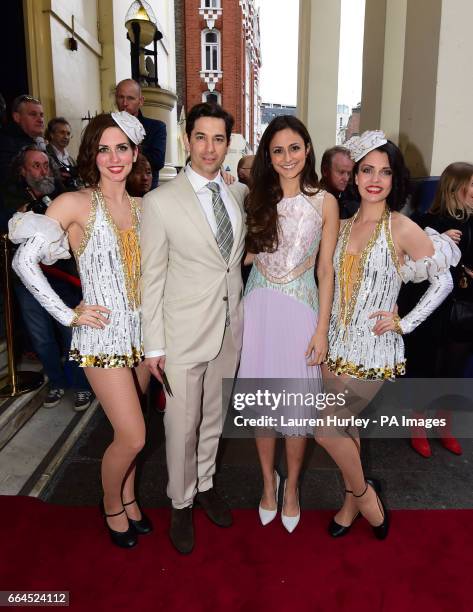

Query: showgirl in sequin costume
[
  {"left": 9, "top": 112, "right": 152, "bottom": 548},
  {"left": 239, "top": 116, "right": 339, "bottom": 532},
  {"left": 316, "top": 131, "right": 460, "bottom": 540}
]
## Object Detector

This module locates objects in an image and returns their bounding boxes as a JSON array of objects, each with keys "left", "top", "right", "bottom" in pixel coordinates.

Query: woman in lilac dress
[{"left": 239, "top": 116, "right": 339, "bottom": 532}]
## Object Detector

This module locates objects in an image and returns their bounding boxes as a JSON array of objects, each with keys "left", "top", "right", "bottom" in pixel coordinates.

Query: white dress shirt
[
  {"left": 184, "top": 163, "right": 237, "bottom": 234},
  {"left": 145, "top": 165, "right": 237, "bottom": 359}
]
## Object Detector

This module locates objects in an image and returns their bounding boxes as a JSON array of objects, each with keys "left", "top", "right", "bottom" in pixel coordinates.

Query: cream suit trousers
[{"left": 163, "top": 326, "right": 239, "bottom": 509}]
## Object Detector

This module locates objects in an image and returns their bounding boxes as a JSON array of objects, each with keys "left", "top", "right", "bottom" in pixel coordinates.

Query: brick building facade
[{"left": 175, "top": 0, "right": 261, "bottom": 152}]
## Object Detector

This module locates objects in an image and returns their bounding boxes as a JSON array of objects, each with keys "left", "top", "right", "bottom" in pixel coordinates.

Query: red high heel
[
  {"left": 439, "top": 436, "right": 462, "bottom": 455},
  {"left": 410, "top": 435, "right": 432, "bottom": 458},
  {"left": 410, "top": 422, "right": 432, "bottom": 458},
  {"left": 436, "top": 410, "right": 462, "bottom": 455}
]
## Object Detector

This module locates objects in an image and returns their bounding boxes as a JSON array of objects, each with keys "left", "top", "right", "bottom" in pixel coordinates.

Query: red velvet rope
[{"left": 40, "top": 264, "right": 81, "bottom": 288}]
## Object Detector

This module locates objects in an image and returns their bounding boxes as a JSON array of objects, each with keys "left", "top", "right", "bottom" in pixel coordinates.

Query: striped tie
[
  {"left": 206, "top": 182, "right": 234, "bottom": 262},
  {"left": 207, "top": 181, "right": 233, "bottom": 325}
]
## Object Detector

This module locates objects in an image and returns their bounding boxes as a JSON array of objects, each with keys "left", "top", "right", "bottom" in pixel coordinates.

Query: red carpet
[{"left": 1, "top": 496, "right": 470, "bottom": 611}]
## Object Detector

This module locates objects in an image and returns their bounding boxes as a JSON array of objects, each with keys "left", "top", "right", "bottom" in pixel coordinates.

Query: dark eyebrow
[
  {"left": 360, "top": 163, "right": 391, "bottom": 170},
  {"left": 272, "top": 142, "right": 301, "bottom": 148},
  {"left": 98, "top": 142, "right": 129, "bottom": 147},
  {"left": 194, "top": 131, "right": 226, "bottom": 138}
]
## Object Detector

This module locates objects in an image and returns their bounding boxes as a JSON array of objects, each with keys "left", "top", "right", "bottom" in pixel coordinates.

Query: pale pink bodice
[{"left": 255, "top": 191, "right": 324, "bottom": 284}]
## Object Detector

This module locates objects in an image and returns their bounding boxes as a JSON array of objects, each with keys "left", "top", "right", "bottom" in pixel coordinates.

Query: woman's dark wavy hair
[
  {"left": 246, "top": 115, "right": 319, "bottom": 253},
  {"left": 353, "top": 140, "right": 410, "bottom": 211},
  {"left": 77, "top": 113, "right": 137, "bottom": 186}
]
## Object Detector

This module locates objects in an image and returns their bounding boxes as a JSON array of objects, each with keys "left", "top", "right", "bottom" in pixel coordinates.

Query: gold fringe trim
[
  {"left": 120, "top": 227, "right": 141, "bottom": 307},
  {"left": 69, "top": 347, "right": 143, "bottom": 368},
  {"left": 325, "top": 356, "right": 406, "bottom": 380},
  {"left": 340, "top": 252, "right": 360, "bottom": 308}
]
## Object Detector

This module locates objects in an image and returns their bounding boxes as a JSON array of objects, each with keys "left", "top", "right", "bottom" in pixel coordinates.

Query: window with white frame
[
  {"left": 202, "top": 91, "right": 222, "bottom": 105},
  {"left": 202, "top": 29, "right": 221, "bottom": 72},
  {"left": 202, "top": 0, "right": 221, "bottom": 7}
]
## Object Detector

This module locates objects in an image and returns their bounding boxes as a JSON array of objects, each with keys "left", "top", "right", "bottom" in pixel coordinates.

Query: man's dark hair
[
  {"left": 45, "top": 117, "right": 71, "bottom": 140},
  {"left": 320, "top": 146, "right": 351, "bottom": 177},
  {"left": 185, "top": 103, "right": 234, "bottom": 143}
]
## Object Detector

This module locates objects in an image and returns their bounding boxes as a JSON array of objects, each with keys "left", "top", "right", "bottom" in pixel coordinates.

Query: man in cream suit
[{"left": 141, "top": 103, "right": 247, "bottom": 554}]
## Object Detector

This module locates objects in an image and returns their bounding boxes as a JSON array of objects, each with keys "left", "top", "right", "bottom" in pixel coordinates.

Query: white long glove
[
  {"left": 399, "top": 268, "right": 453, "bottom": 334},
  {"left": 399, "top": 228, "right": 460, "bottom": 334},
  {"left": 9, "top": 212, "right": 76, "bottom": 327}
]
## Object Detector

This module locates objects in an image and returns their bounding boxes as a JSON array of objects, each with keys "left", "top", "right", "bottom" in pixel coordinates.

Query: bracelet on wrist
[
  {"left": 70, "top": 309, "right": 80, "bottom": 327},
  {"left": 393, "top": 314, "right": 403, "bottom": 335}
]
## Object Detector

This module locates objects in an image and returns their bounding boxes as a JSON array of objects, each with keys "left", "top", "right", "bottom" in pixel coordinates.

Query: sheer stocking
[{"left": 85, "top": 363, "right": 149, "bottom": 531}]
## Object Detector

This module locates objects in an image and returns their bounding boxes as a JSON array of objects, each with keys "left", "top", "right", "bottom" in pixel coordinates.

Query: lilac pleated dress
[{"left": 238, "top": 191, "right": 325, "bottom": 435}]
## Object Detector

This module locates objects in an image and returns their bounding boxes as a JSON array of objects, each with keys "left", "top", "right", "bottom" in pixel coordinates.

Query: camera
[
  {"left": 26, "top": 196, "right": 51, "bottom": 215},
  {"left": 60, "top": 164, "right": 82, "bottom": 191}
]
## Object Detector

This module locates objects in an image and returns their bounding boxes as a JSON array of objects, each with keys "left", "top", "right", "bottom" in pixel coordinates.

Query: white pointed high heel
[
  {"left": 258, "top": 471, "right": 280, "bottom": 526},
  {"left": 281, "top": 480, "right": 300, "bottom": 533}
]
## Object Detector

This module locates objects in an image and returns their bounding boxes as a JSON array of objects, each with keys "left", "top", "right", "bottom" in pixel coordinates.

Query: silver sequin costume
[
  {"left": 10, "top": 190, "right": 143, "bottom": 368},
  {"left": 326, "top": 207, "right": 460, "bottom": 380}
]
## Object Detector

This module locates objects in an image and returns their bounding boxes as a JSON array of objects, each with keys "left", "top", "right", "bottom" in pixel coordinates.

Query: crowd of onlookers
[{"left": 0, "top": 80, "right": 166, "bottom": 411}]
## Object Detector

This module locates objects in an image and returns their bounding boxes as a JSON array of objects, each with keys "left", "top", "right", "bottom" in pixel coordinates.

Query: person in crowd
[
  {"left": 237, "top": 154, "right": 255, "bottom": 186},
  {"left": 126, "top": 153, "right": 152, "bottom": 197},
  {"left": 320, "top": 145, "right": 358, "bottom": 219},
  {"left": 319, "top": 130, "right": 459, "bottom": 541},
  {"left": 0, "top": 95, "right": 46, "bottom": 229},
  {"left": 45, "top": 117, "right": 82, "bottom": 190},
  {"left": 0, "top": 95, "right": 45, "bottom": 184},
  {"left": 3, "top": 145, "right": 64, "bottom": 220},
  {"left": 115, "top": 79, "right": 166, "bottom": 188},
  {"left": 141, "top": 102, "right": 247, "bottom": 554},
  {"left": 6, "top": 145, "right": 92, "bottom": 411},
  {"left": 402, "top": 162, "right": 473, "bottom": 457},
  {"left": 239, "top": 115, "right": 338, "bottom": 533},
  {"left": 9, "top": 111, "right": 152, "bottom": 548}
]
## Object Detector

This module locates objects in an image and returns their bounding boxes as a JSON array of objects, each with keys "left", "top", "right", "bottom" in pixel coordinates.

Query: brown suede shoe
[
  {"left": 195, "top": 488, "right": 233, "bottom": 527},
  {"left": 169, "top": 507, "right": 194, "bottom": 554}
]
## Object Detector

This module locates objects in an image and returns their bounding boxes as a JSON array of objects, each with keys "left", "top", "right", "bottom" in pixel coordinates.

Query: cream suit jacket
[{"left": 140, "top": 169, "right": 248, "bottom": 364}]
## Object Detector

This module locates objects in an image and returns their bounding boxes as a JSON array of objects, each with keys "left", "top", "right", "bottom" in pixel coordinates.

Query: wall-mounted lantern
[{"left": 125, "top": 1, "right": 163, "bottom": 86}]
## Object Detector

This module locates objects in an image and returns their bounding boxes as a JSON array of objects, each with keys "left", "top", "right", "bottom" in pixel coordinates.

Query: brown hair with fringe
[{"left": 77, "top": 113, "right": 136, "bottom": 186}]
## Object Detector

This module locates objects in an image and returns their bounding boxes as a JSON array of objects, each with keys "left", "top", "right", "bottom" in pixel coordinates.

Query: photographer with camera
[
  {"left": 5, "top": 145, "right": 93, "bottom": 411},
  {"left": 4, "top": 145, "right": 64, "bottom": 214},
  {"left": 45, "top": 117, "right": 82, "bottom": 191}
]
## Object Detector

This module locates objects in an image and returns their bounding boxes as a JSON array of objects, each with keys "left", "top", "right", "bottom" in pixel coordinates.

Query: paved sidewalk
[{"left": 43, "top": 406, "right": 473, "bottom": 510}]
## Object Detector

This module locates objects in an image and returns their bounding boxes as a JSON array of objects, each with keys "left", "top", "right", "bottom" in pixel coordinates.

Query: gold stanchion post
[{"left": 0, "top": 233, "right": 43, "bottom": 397}]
